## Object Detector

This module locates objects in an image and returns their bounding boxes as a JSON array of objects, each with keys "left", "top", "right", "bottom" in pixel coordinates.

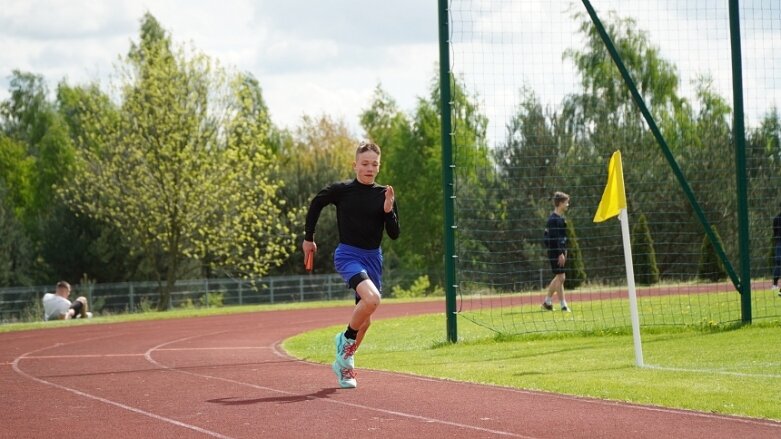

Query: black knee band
[
  {"left": 70, "top": 300, "right": 84, "bottom": 314},
  {"left": 348, "top": 272, "right": 369, "bottom": 291}
]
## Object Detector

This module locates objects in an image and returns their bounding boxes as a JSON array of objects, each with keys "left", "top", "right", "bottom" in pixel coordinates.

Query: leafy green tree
[
  {"left": 360, "top": 85, "right": 413, "bottom": 189},
  {"left": 488, "top": 90, "right": 572, "bottom": 287},
  {"left": 62, "top": 14, "right": 293, "bottom": 309},
  {"left": 273, "top": 114, "right": 357, "bottom": 274},
  {"left": 0, "top": 71, "right": 78, "bottom": 283},
  {"left": 52, "top": 82, "right": 146, "bottom": 282},
  {"left": 0, "top": 181, "right": 34, "bottom": 286},
  {"left": 0, "top": 134, "right": 33, "bottom": 218},
  {"left": 205, "top": 73, "right": 300, "bottom": 279},
  {"left": 559, "top": 11, "right": 705, "bottom": 283},
  {"left": 382, "top": 75, "right": 489, "bottom": 281},
  {"left": 746, "top": 108, "right": 781, "bottom": 277},
  {"left": 359, "top": 85, "right": 413, "bottom": 272}
]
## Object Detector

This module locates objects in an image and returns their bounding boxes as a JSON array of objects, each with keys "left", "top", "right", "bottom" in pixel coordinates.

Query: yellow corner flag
[{"left": 593, "top": 150, "right": 627, "bottom": 222}]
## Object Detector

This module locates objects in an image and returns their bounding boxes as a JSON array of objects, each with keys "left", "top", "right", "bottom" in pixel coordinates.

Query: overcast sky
[
  {"left": 1, "top": 1, "right": 778, "bottom": 141},
  {"left": 0, "top": 0, "right": 439, "bottom": 135}
]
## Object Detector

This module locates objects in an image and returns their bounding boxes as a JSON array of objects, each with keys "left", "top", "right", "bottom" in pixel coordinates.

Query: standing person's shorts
[
  {"left": 70, "top": 296, "right": 89, "bottom": 318},
  {"left": 548, "top": 249, "right": 566, "bottom": 275},
  {"left": 334, "top": 243, "right": 383, "bottom": 301}
]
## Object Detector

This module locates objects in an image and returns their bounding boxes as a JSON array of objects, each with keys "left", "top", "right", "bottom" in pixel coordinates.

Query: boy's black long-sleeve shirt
[{"left": 305, "top": 179, "right": 399, "bottom": 250}]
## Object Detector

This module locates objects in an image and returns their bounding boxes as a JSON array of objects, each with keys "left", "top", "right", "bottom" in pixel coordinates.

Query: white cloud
[
  {"left": 0, "top": 0, "right": 439, "bottom": 134},
  {"left": 1, "top": 0, "right": 777, "bottom": 139},
  {"left": 0, "top": 0, "right": 137, "bottom": 39}
]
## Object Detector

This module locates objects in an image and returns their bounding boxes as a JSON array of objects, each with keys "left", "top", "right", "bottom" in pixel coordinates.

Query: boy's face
[{"left": 354, "top": 150, "right": 380, "bottom": 185}]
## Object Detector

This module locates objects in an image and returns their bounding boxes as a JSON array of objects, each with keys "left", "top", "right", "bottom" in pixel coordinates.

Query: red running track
[{"left": 2, "top": 301, "right": 780, "bottom": 438}]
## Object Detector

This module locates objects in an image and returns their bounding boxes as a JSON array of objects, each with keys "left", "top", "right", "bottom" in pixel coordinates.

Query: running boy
[{"left": 302, "top": 142, "right": 399, "bottom": 388}]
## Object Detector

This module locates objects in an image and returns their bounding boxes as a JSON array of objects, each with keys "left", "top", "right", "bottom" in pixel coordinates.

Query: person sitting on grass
[{"left": 42, "top": 281, "right": 92, "bottom": 321}]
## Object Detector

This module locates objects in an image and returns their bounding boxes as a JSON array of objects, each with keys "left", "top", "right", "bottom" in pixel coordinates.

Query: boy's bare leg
[
  {"left": 546, "top": 279, "right": 556, "bottom": 302},
  {"left": 554, "top": 274, "right": 565, "bottom": 301},
  {"left": 350, "top": 280, "right": 381, "bottom": 350},
  {"left": 354, "top": 318, "right": 371, "bottom": 350},
  {"left": 350, "top": 280, "right": 380, "bottom": 331}
]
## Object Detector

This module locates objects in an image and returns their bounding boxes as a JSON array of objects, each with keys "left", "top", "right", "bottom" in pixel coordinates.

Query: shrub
[
  {"left": 200, "top": 291, "right": 224, "bottom": 308},
  {"left": 564, "top": 219, "right": 587, "bottom": 289},
  {"left": 391, "top": 275, "right": 443, "bottom": 298},
  {"left": 632, "top": 213, "right": 660, "bottom": 285},
  {"left": 697, "top": 228, "right": 727, "bottom": 282}
]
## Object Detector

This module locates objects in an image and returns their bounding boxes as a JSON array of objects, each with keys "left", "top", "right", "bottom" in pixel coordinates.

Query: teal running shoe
[
  {"left": 334, "top": 332, "right": 356, "bottom": 369},
  {"left": 332, "top": 361, "right": 357, "bottom": 388}
]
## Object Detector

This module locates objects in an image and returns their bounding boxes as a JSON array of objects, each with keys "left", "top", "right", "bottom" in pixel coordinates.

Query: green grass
[
  {"left": 284, "top": 312, "right": 781, "bottom": 421},
  {"left": 456, "top": 289, "right": 781, "bottom": 333},
  {"left": 0, "top": 299, "right": 361, "bottom": 333}
]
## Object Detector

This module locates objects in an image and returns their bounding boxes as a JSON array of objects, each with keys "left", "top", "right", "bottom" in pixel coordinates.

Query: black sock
[
  {"left": 344, "top": 325, "right": 358, "bottom": 340},
  {"left": 774, "top": 278, "right": 779, "bottom": 286}
]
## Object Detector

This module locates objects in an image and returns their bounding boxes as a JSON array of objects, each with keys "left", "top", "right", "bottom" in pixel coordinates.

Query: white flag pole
[{"left": 619, "top": 207, "right": 644, "bottom": 367}]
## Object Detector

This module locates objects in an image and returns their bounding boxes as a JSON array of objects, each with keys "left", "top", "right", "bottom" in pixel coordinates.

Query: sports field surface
[{"left": 3, "top": 301, "right": 780, "bottom": 438}]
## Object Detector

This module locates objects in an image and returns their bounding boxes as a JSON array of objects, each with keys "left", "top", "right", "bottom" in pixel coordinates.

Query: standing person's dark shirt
[
  {"left": 546, "top": 212, "right": 567, "bottom": 256},
  {"left": 305, "top": 179, "right": 399, "bottom": 250},
  {"left": 774, "top": 213, "right": 781, "bottom": 245}
]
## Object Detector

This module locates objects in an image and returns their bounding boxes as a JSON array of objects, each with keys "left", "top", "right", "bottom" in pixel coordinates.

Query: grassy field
[{"left": 284, "top": 304, "right": 781, "bottom": 422}]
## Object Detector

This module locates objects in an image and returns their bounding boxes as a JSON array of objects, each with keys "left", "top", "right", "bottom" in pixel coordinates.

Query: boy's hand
[{"left": 384, "top": 185, "right": 395, "bottom": 213}]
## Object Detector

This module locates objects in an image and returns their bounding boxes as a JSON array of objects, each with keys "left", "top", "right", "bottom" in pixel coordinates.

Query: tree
[
  {"left": 205, "top": 73, "right": 300, "bottom": 279},
  {"left": 52, "top": 82, "right": 146, "bottom": 283},
  {"left": 559, "top": 11, "right": 702, "bottom": 283},
  {"left": 563, "top": 219, "right": 587, "bottom": 289},
  {"left": 62, "top": 14, "right": 293, "bottom": 309},
  {"left": 379, "top": 75, "right": 489, "bottom": 281},
  {"left": 631, "top": 213, "right": 660, "bottom": 285},
  {"left": 359, "top": 85, "right": 413, "bottom": 272},
  {"left": 0, "top": 71, "right": 77, "bottom": 283},
  {"left": 273, "top": 114, "right": 357, "bottom": 274},
  {"left": 488, "top": 89, "right": 572, "bottom": 287},
  {"left": 697, "top": 228, "right": 727, "bottom": 282},
  {"left": 0, "top": 181, "right": 34, "bottom": 286}
]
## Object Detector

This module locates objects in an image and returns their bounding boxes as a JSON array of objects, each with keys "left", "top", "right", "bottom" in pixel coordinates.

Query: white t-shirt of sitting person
[{"left": 42, "top": 292, "right": 72, "bottom": 321}]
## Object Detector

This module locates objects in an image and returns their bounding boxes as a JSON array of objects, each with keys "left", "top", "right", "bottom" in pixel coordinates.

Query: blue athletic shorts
[{"left": 334, "top": 243, "right": 383, "bottom": 297}]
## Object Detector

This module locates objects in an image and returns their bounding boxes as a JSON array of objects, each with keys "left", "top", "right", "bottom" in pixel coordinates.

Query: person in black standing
[
  {"left": 542, "top": 192, "right": 571, "bottom": 312},
  {"left": 302, "top": 141, "right": 399, "bottom": 388}
]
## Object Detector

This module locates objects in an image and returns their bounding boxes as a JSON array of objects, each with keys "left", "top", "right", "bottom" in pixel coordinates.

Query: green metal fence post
[
  {"left": 438, "top": 0, "right": 458, "bottom": 343},
  {"left": 729, "top": 0, "right": 752, "bottom": 323}
]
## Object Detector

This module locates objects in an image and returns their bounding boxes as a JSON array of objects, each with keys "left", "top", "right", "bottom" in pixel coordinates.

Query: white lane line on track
[
  {"left": 156, "top": 346, "right": 270, "bottom": 351},
  {"left": 644, "top": 364, "right": 781, "bottom": 379},
  {"left": 146, "top": 333, "right": 537, "bottom": 439},
  {"left": 271, "top": 342, "right": 781, "bottom": 431},
  {"left": 12, "top": 335, "right": 235, "bottom": 439},
  {"left": 23, "top": 353, "right": 144, "bottom": 359},
  {"left": 18, "top": 346, "right": 271, "bottom": 360}
]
